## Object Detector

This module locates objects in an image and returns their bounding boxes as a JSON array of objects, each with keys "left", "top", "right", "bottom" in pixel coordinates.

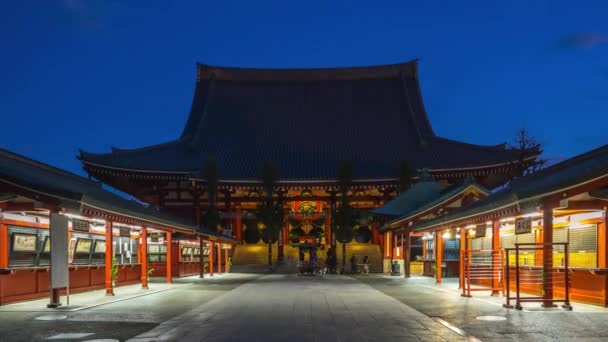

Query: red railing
[
  {"left": 461, "top": 249, "right": 503, "bottom": 297},
  {"left": 503, "top": 242, "right": 572, "bottom": 310}
]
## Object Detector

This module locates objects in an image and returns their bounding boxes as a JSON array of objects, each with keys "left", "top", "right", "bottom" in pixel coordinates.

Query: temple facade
[{"left": 79, "top": 60, "right": 529, "bottom": 271}]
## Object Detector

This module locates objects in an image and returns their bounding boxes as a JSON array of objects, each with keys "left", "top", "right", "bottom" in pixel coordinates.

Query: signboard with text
[
  {"left": 72, "top": 219, "right": 90, "bottom": 233},
  {"left": 119, "top": 227, "right": 131, "bottom": 237},
  {"left": 475, "top": 224, "right": 487, "bottom": 238},
  {"left": 515, "top": 217, "right": 532, "bottom": 235}
]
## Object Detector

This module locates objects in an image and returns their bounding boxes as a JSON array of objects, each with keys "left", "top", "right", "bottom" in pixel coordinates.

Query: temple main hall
[{"left": 79, "top": 60, "right": 525, "bottom": 272}]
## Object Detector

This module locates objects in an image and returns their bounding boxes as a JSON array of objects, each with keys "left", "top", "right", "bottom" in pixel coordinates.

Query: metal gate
[
  {"left": 462, "top": 249, "right": 503, "bottom": 297},
  {"left": 503, "top": 242, "right": 572, "bottom": 310}
]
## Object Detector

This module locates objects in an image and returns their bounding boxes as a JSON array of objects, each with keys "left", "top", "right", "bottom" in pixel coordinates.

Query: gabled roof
[
  {"left": 0, "top": 149, "right": 232, "bottom": 241},
  {"left": 372, "top": 173, "right": 490, "bottom": 231},
  {"left": 80, "top": 60, "right": 521, "bottom": 181},
  {"left": 371, "top": 172, "right": 443, "bottom": 217},
  {"left": 411, "top": 144, "right": 608, "bottom": 232}
]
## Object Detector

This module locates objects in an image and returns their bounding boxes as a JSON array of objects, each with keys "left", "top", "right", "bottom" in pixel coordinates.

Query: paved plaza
[
  {"left": 2, "top": 273, "right": 608, "bottom": 341},
  {"left": 128, "top": 275, "right": 468, "bottom": 342}
]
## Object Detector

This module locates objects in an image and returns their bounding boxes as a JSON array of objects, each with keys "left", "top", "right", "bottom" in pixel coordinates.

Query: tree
[
  {"left": 397, "top": 160, "right": 413, "bottom": 193},
  {"left": 333, "top": 161, "right": 355, "bottom": 273},
  {"left": 508, "top": 128, "right": 545, "bottom": 181},
  {"left": 203, "top": 160, "right": 221, "bottom": 233},
  {"left": 257, "top": 161, "right": 284, "bottom": 270}
]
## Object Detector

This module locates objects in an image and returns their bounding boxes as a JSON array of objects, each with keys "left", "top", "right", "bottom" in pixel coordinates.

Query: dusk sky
[{"left": 1, "top": 1, "right": 607, "bottom": 177}]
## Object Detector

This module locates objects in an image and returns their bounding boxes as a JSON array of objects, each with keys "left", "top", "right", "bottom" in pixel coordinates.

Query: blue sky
[{"left": 1, "top": 0, "right": 607, "bottom": 176}]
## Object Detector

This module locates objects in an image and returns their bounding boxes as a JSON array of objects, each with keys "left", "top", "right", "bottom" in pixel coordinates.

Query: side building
[{"left": 0, "top": 148, "right": 234, "bottom": 305}]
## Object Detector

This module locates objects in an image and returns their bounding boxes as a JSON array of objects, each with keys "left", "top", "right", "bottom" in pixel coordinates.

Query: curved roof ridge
[
  {"left": 196, "top": 59, "right": 419, "bottom": 81},
  {"left": 430, "top": 136, "right": 508, "bottom": 152},
  {"left": 80, "top": 139, "right": 183, "bottom": 158}
]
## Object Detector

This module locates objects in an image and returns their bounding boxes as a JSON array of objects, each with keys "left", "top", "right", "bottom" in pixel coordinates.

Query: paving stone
[{"left": 128, "top": 274, "right": 471, "bottom": 341}]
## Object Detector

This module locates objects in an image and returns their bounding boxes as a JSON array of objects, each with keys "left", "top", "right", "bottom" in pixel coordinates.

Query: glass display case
[
  {"left": 147, "top": 244, "right": 167, "bottom": 262},
  {"left": 113, "top": 236, "right": 138, "bottom": 265}
]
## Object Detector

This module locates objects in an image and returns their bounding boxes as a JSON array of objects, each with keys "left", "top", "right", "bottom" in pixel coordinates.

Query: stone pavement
[
  {"left": 358, "top": 275, "right": 608, "bottom": 341},
  {"left": 0, "top": 278, "right": 190, "bottom": 312},
  {"left": 128, "top": 274, "right": 471, "bottom": 342}
]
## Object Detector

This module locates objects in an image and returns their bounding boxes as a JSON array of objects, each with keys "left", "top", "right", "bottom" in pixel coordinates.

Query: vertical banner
[{"left": 49, "top": 213, "right": 69, "bottom": 307}]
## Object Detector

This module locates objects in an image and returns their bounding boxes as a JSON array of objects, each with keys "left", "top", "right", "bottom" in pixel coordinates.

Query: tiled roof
[
  {"left": 371, "top": 174, "right": 444, "bottom": 217},
  {"left": 80, "top": 60, "right": 519, "bottom": 181},
  {"left": 411, "top": 144, "right": 608, "bottom": 231},
  {"left": 0, "top": 148, "right": 232, "bottom": 240}
]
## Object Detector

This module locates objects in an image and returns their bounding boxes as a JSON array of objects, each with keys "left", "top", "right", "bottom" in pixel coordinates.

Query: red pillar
[
  {"left": 543, "top": 203, "right": 554, "bottom": 307},
  {"left": 225, "top": 245, "right": 229, "bottom": 272},
  {"left": 216, "top": 243, "right": 222, "bottom": 274},
  {"left": 0, "top": 222, "right": 8, "bottom": 269},
  {"left": 235, "top": 207, "right": 243, "bottom": 241},
  {"left": 209, "top": 241, "right": 214, "bottom": 276},
  {"left": 492, "top": 219, "right": 501, "bottom": 295},
  {"left": 105, "top": 221, "right": 114, "bottom": 296},
  {"left": 385, "top": 232, "right": 393, "bottom": 259},
  {"left": 166, "top": 231, "right": 172, "bottom": 284},
  {"left": 459, "top": 227, "right": 466, "bottom": 289},
  {"left": 599, "top": 211, "right": 608, "bottom": 269},
  {"left": 436, "top": 231, "right": 444, "bottom": 284},
  {"left": 199, "top": 236, "right": 205, "bottom": 278},
  {"left": 283, "top": 219, "right": 290, "bottom": 245},
  {"left": 141, "top": 228, "right": 148, "bottom": 289},
  {"left": 404, "top": 229, "right": 411, "bottom": 278},
  {"left": 325, "top": 207, "right": 332, "bottom": 246}
]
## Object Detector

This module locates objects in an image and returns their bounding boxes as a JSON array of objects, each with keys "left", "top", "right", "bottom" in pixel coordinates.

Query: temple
[{"left": 79, "top": 60, "right": 529, "bottom": 272}]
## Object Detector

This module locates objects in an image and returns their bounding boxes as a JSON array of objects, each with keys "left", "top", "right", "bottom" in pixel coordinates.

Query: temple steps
[{"left": 232, "top": 241, "right": 383, "bottom": 274}]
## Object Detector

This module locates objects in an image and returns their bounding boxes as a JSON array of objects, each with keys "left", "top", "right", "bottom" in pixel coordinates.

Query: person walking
[{"left": 362, "top": 255, "right": 370, "bottom": 275}]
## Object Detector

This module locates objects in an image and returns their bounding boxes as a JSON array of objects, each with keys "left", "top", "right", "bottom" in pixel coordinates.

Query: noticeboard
[
  {"left": 11, "top": 233, "right": 38, "bottom": 252},
  {"left": 515, "top": 218, "right": 532, "bottom": 235},
  {"left": 94, "top": 240, "right": 106, "bottom": 253},
  {"left": 475, "top": 224, "right": 487, "bottom": 238},
  {"left": 72, "top": 219, "right": 90, "bottom": 233}
]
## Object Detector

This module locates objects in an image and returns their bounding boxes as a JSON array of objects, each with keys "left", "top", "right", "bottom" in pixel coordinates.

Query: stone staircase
[
  {"left": 229, "top": 264, "right": 271, "bottom": 273},
  {"left": 232, "top": 241, "right": 383, "bottom": 274}
]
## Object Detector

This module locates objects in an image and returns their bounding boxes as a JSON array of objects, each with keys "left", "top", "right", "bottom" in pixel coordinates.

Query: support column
[
  {"left": 325, "top": 207, "right": 332, "bottom": 246},
  {"left": 105, "top": 221, "right": 114, "bottom": 296},
  {"left": 209, "top": 241, "right": 214, "bottom": 276},
  {"left": 492, "top": 219, "right": 501, "bottom": 295},
  {"left": 436, "top": 231, "right": 444, "bottom": 284},
  {"left": 217, "top": 243, "right": 222, "bottom": 275},
  {"left": 199, "top": 236, "right": 205, "bottom": 278},
  {"left": 0, "top": 222, "right": 8, "bottom": 269},
  {"left": 542, "top": 203, "right": 554, "bottom": 307},
  {"left": 371, "top": 225, "right": 379, "bottom": 245},
  {"left": 225, "top": 245, "right": 230, "bottom": 272},
  {"left": 235, "top": 207, "right": 243, "bottom": 241},
  {"left": 278, "top": 211, "right": 287, "bottom": 262},
  {"left": 459, "top": 227, "right": 466, "bottom": 289},
  {"left": 283, "top": 217, "right": 290, "bottom": 246},
  {"left": 404, "top": 229, "right": 411, "bottom": 278},
  {"left": 166, "top": 231, "right": 172, "bottom": 284},
  {"left": 599, "top": 211, "right": 608, "bottom": 269},
  {"left": 141, "top": 228, "right": 148, "bottom": 289}
]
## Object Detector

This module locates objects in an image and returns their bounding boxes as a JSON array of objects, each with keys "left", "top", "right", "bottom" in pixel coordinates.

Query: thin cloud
[{"left": 557, "top": 32, "right": 608, "bottom": 49}]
